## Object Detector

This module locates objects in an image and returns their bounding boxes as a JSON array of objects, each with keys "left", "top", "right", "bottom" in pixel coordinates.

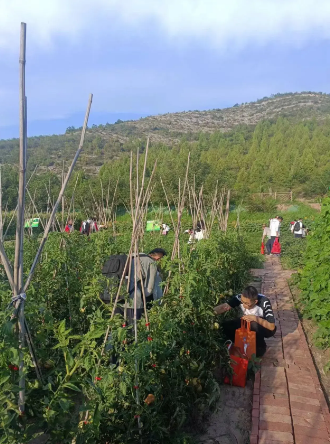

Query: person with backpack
[
  {"left": 128, "top": 248, "right": 166, "bottom": 315},
  {"left": 101, "top": 248, "right": 166, "bottom": 324},
  {"left": 293, "top": 218, "right": 304, "bottom": 238}
]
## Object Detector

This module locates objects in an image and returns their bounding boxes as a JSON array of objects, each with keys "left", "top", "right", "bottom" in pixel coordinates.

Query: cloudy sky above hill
[{"left": 0, "top": 0, "right": 330, "bottom": 138}]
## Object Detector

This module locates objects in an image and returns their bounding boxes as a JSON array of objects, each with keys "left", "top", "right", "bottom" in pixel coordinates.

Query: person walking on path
[
  {"left": 293, "top": 218, "right": 304, "bottom": 238},
  {"left": 266, "top": 216, "right": 282, "bottom": 255},
  {"left": 214, "top": 285, "right": 276, "bottom": 357}
]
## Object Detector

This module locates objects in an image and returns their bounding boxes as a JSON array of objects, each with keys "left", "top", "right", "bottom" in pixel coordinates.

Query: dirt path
[
  {"left": 250, "top": 256, "right": 330, "bottom": 444},
  {"left": 296, "top": 198, "right": 321, "bottom": 211}
]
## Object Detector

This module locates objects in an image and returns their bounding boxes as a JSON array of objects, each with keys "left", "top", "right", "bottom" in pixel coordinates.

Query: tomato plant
[{"left": 0, "top": 225, "right": 253, "bottom": 443}]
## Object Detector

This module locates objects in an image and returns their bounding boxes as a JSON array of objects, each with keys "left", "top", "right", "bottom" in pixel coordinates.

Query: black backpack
[
  {"left": 82, "top": 220, "right": 90, "bottom": 235},
  {"left": 293, "top": 221, "right": 301, "bottom": 232},
  {"left": 100, "top": 254, "right": 128, "bottom": 304}
]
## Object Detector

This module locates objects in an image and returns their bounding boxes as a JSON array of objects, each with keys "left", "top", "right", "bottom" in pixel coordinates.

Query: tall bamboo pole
[
  {"left": 61, "top": 161, "right": 65, "bottom": 230},
  {"left": 12, "top": 22, "right": 27, "bottom": 416},
  {"left": 14, "top": 23, "right": 27, "bottom": 295}
]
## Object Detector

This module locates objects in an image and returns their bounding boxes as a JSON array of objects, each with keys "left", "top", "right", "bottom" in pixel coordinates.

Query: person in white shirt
[
  {"left": 293, "top": 218, "right": 304, "bottom": 238},
  {"left": 161, "top": 223, "right": 170, "bottom": 236},
  {"left": 266, "top": 216, "right": 283, "bottom": 254}
]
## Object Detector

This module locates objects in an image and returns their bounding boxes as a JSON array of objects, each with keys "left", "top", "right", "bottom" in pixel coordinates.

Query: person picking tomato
[{"left": 214, "top": 285, "right": 276, "bottom": 357}]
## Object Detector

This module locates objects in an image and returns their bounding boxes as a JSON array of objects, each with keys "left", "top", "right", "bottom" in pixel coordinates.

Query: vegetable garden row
[{"left": 0, "top": 228, "right": 256, "bottom": 443}]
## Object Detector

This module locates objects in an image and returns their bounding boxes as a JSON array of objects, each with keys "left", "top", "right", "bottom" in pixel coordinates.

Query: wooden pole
[
  {"left": 61, "top": 161, "right": 65, "bottom": 230},
  {"left": 11, "top": 22, "right": 27, "bottom": 417},
  {"left": 14, "top": 23, "right": 27, "bottom": 295},
  {"left": 66, "top": 173, "right": 79, "bottom": 225},
  {"left": 26, "top": 187, "right": 45, "bottom": 230},
  {"left": 224, "top": 190, "right": 231, "bottom": 232},
  {"left": 23, "top": 94, "right": 93, "bottom": 292}
]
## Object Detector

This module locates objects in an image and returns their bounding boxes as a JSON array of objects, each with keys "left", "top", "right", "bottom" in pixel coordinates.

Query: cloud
[{"left": 1, "top": 0, "right": 330, "bottom": 52}]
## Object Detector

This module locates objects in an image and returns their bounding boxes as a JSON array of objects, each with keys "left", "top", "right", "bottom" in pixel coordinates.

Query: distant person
[
  {"left": 64, "top": 219, "right": 74, "bottom": 233},
  {"left": 266, "top": 216, "right": 282, "bottom": 255},
  {"left": 293, "top": 218, "right": 304, "bottom": 238},
  {"left": 185, "top": 228, "right": 195, "bottom": 244},
  {"left": 289, "top": 221, "right": 296, "bottom": 234},
  {"left": 161, "top": 223, "right": 170, "bottom": 236},
  {"left": 195, "top": 220, "right": 205, "bottom": 241},
  {"left": 214, "top": 285, "right": 276, "bottom": 357},
  {"left": 262, "top": 224, "right": 271, "bottom": 244},
  {"left": 90, "top": 217, "right": 99, "bottom": 233},
  {"left": 186, "top": 221, "right": 205, "bottom": 244},
  {"left": 80, "top": 219, "right": 91, "bottom": 235}
]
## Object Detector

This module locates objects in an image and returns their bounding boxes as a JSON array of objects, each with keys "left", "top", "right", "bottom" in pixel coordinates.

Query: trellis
[{"left": 0, "top": 23, "right": 93, "bottom": 415}]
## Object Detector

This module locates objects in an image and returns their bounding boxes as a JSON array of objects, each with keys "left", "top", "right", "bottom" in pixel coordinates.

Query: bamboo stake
[
  {"left": 224, "top": 190, "right": 231, "bottom": 232},
  {"left": 23, "top": 94, "right": 93, "bottom": 293},
  {"left": 61, "top": 161, "right": 65, "bottom": 230},
  {"left": 101, "top": 160, "right": 157, "bottom": 355},
  {"left": 12, "top": 23, "right": 27, "bottom": 417},
  {"left": 26, "top": 187, "right": 45, "bottom": 230},
  {"left": 66, "top": 173, "right": 80, "bottom": 225},
  {"left": 136, "top": 147, "right": 139, "bottom": 210},
  {"left": 44, "top": 185, "right": 62, "bottom": 231},
  {"left": 171, "top": 153, "right": 190, "bottom": 260},
  {"left": 160, "top": 178, "right": 176, "bottom": 231},
  {"left": 0, "top": 242, "right": 14, "bottom": 290},
  {"left": 109, "top": 179, "right": 118, "bottom": 224},
  {"left": 14, "top": 25, "right": 27, "bottom": 295},
  {"left": 3, "top": 206, "right": 17, "bottom": 240},
  {"left": 2, "top": 166, "right": 38, "bottom": 242},
  {"left": 105, "top": 178, "right": 111, "bottom": 225},
  {"left": 100, "top": 178, "right": 105, "bottom": 224}
]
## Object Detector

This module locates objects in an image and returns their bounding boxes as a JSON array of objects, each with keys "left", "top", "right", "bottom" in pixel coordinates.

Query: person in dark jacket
[{"left": 214, "top": 285, "right": 276, "bottom": 357}]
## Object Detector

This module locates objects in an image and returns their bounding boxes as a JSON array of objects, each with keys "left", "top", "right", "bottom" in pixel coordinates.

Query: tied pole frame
[{"left": 0, "top": 23, "right": 93, "bottom": 416}]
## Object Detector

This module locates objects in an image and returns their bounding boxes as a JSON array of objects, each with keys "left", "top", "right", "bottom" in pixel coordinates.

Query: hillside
[
  {"left": 1, "top": 92, "right": 330, "bottom": 177},
  {"left": 83, "top": 91, "right": 330, "bottom": 144}
]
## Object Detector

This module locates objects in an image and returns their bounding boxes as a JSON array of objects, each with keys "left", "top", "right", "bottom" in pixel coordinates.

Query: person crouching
[{"left": 214, "top": 286, "right": 276, "bottom": 357}]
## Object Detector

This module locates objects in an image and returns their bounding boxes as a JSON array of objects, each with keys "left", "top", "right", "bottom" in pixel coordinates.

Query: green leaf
[
  {"left": 59, "top": 398, "right": 70, "bottom": 411},
  {"left": 63, "top": 382, "right": 80, "bottom": 392},
  {"left": 0, "top": 375, "right": 10, "bottom": 386},
  {"left": 119, "top": 381, "right": 127, "bottom": 396}
]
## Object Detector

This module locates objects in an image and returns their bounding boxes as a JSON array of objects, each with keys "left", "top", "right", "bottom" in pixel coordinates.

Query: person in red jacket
[{"left": 65, "top": 220, "right": 74, "bottom": 233}]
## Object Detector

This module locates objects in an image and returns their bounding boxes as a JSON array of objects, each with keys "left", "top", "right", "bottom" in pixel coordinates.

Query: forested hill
[
  {"left": 2, "top": 92, "right": 330, "bottom": 210},
  {"left": 1, "top": 92, "right": 330, "bottom": 176}
]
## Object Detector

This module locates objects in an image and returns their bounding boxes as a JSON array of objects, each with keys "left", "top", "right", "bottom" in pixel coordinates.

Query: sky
[{"left": 1, "top": 0, "right": 330, "bottom": 139}]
